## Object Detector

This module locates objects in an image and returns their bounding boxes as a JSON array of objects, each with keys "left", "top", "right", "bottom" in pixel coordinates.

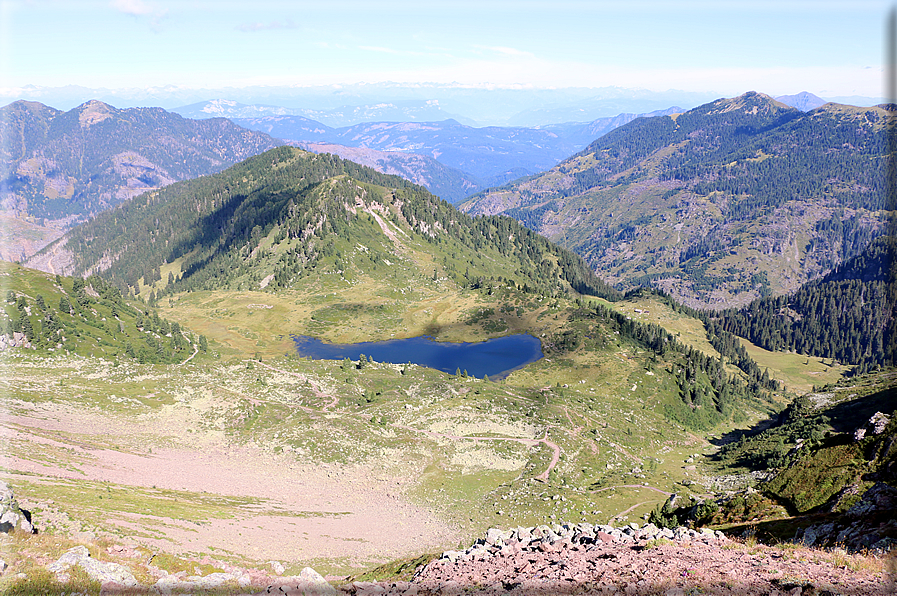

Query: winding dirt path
[
  {"left": 591, "top": 484, "right": 672, "bottom": 497},
  {"left": 591, "top": 484, "right": 672, "bottom": 522},
  {"left": 179, "top": 343, "right": 199, "bottom": 366},
  {"left": 612, "top": 501, "right": 655, "bottom": 522}
]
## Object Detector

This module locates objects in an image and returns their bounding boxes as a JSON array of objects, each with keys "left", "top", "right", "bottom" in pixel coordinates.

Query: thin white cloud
[
  {"left": 358, "top": 45, "right": 452, "bottom": 59},
  {"left": 359, "top": 45, "right": 403, "bottom": 55},
  {"left": 110, "top": 0, "right": 154, "bottom": 17},
  {"left": 236, "top": 19, "right": 299, "bottom": 32},
  {"left": 109, "top": 0, "right": 168, "bottom": 31}
]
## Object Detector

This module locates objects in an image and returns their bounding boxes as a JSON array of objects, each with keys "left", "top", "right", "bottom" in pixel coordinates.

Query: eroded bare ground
[
  {"left": 1, "top": 352, "right": 476, "bottom": 575},
  {"left": 3, "top": 400, "right": 459, "bottom": 569},
  {"left": 5, "top": 351, "right": 894, "bottom": 593}
]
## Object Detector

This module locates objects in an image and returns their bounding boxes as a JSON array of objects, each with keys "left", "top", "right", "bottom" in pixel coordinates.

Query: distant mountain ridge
[
  {"left": 7, "top": 83, "right": 726, "bottom": 126},
  {"left": 231, "top": 107, "right": 683, "bottom": 199},
  {"left": 174, "top": 98, "right": 477, "bottom": 127},
  {"left": 460, "top": 92, "right": 891, "bottom": 309},
  {"left": 0, "top": 99, "right": 282, "bottom": 254},
  {"left": 294, "top": 142, "right": 481, "bottom": 204},
  {"left": 774, "top": 91, "right": 827, "bottom": 112}
]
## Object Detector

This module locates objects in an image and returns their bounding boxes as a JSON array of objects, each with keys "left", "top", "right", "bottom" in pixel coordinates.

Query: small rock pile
[
  {"left": 153, "top": 570, "right": 252, "bottom": 594},
  {"left": 437, "top": 521, "right": 726, "bottom": 564}
]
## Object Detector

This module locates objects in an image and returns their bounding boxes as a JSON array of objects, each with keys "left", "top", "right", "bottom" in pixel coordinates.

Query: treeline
[
  {"left": 635, "top": 234, "right": 895, "bottom": 374},
  {"left": 666, "top": 107, "right": 887, "bottom": 215},
  {"left": 555, "top": 300, "right": 775, "bottom": 430},
  {"left": 571, "top": 93, "right": 887, "bottom": 218},
  {"left": 471, "top": 94, "right": 887, "bottom": 304}
]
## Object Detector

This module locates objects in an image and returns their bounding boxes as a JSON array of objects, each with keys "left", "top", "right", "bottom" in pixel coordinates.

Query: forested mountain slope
[
  {"left": 461, "top": 92, "right": 892, "bottom": 309},
  {"left": 706, "top": 235, "right": 896, "bottom": 373},
  {"left": 29, "top": 146, "right": 617, "bottom": 303}
]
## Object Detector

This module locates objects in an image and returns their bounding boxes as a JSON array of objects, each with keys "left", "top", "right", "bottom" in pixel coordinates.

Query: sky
[{"left": 0, "top": 0, "right": 892, "bottom": 101}]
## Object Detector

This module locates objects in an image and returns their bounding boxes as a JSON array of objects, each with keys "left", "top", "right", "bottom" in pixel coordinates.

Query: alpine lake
[{"left": 292, "top": 334, "right": 544, "bottom": 379}]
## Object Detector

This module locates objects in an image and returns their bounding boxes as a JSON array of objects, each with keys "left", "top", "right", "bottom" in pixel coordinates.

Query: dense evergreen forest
[
  {"left": 462, "top": 93, "right": 891, "bottom": 306},
  {"left": 706, "top": 236, "right": 896, "bottom": 373},
  {"left": 563, "top": 93, "right": 887, "bottom": 214}
]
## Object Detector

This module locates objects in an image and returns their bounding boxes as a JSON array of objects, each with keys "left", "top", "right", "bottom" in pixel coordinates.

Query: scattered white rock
[{"left": 47, "top": 545, "right": 138, "bottom": 588}]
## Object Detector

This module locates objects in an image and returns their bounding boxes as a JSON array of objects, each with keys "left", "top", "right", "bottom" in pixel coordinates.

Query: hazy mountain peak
[
  {"left": 708, "top": 91, "right": 791, "bottom": 116},
  {"left": 775, "top": 91, "right": 827, "bottom": 111},
  {"left": 77, "top": 99, "right": 117, "bottom": 127}
]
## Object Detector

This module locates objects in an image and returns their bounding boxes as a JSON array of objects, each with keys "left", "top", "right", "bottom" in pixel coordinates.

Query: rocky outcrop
[
  {"left": 0, "top": 481, "right": 35, "bottom": 534},
  {"left": 433, "top": 521, "right": 726, "bottom": 566},
  {"left": 854, "top": 411, "right": 891, "bottom": 441},
  {"left": 794, "top": 482, "right": 897, "bottom": 551},
  {"left": 0, "top": 332, "right": 33, "bottom": 351},
  {"left": 367, "top": 520, "right": 889, "bottom": 596},
  {"left": 264, "top": 567, "right": 338, "bottom": 595},
  {"left": 47, "top": 545, "right": 138, "bottom": 589},
  {"left": 153, "top": 570, "right": 250, "bottom": 594}
]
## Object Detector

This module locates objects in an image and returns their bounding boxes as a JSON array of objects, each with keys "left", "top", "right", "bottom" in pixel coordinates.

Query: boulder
[
  {"left": 870, "top": 412, "right": 891, "bottom": 435},
  {"left": 47, "top": 545, "right": 137, "bottom": 588},
  {"left": 0, "top": 481, "right": 34, "bottom": 534},
  {"left": 269, "top": 567, "right": 336, "bottom": 595}
]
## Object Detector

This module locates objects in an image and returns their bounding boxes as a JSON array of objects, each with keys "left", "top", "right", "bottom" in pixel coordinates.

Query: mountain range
[
  {"left": 5, "top": 88, "right": 896, "bottom": 587},
  {"left": 27, "top": 146, "right": 615, "bottom": 305},
  {"left": 230, "top": 107, "right": 682, "bottom": 198},
  {"left": 0, "top": 99, "right": 283, "bottom": 259},
  {"left": 460, "top": 92, "right": 890, "bottom": 309},
  {"left": 7, "top": 83, "right": 725, "bottom": 126}
]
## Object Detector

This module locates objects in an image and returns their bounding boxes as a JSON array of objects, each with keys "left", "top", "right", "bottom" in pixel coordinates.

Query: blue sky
[{"left": 0, "top": 0, "right": 890, "bottom": 99}]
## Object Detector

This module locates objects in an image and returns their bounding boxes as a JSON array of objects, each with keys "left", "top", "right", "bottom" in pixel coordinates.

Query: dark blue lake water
[{"left": 292, "top": 334, "right": 543, "bottom": 379}]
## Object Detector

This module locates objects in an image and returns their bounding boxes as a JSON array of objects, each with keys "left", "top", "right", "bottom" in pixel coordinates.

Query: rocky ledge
[
  {"left": 435, "top": 521, "right": 726, "bottom": 565},
  {"left": 340, "top": 522, "right": 892, "bottom": 596}
]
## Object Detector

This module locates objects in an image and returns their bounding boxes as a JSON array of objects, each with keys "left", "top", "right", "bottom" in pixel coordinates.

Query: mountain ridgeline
[
  {"left": 461, "top": 92, "right": 892, "bottom": 309},
  {"left": 0, "top": 100, "right": 282, "bottom": 225},
  {"left": 230, "top": 107, "right": 682, "bottom": 201},
  {"left": 50, "top": 146, "right": 618, "bottom": 302}
]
